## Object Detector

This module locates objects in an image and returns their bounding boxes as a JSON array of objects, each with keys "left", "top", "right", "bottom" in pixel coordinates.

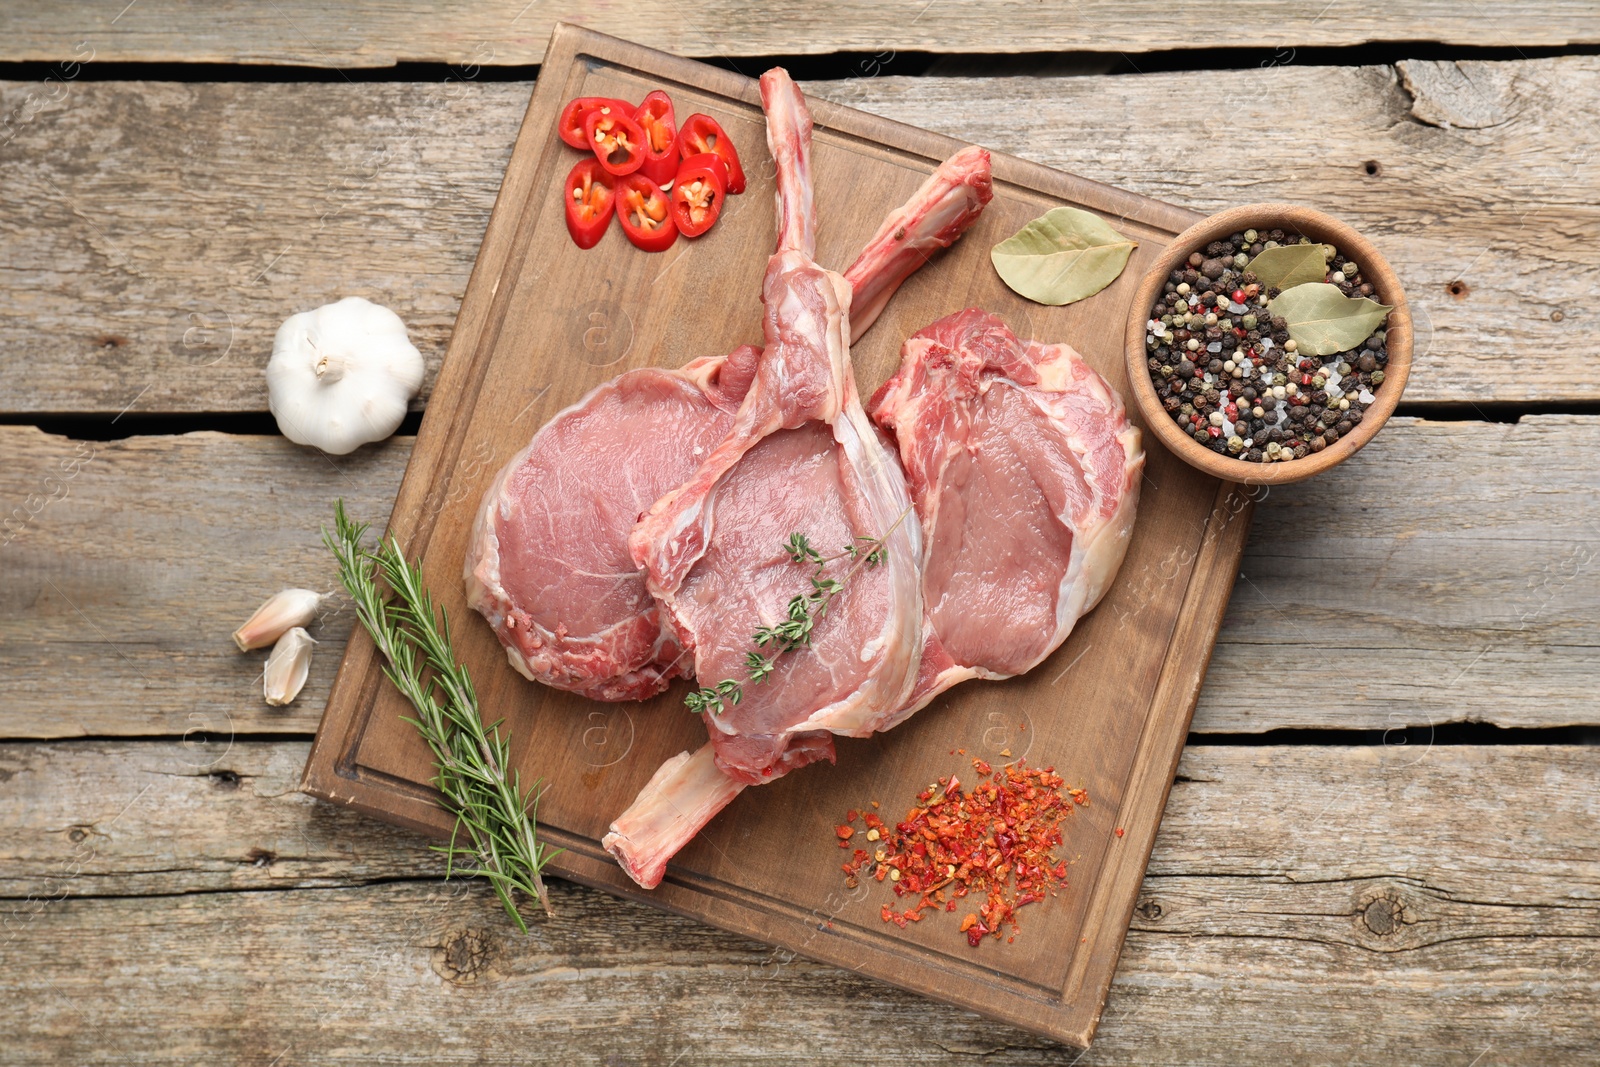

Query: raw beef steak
[
  {"left": 869, "top": 308, "right": 1144, "bottom": 721},
  {"left": 463, "top": 348, "right": 756, "bottom": 701}
]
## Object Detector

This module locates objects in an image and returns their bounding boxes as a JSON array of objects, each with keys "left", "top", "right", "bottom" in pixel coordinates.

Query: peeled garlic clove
[
  {"left": 264, "top": 627, "right": 316, "bottom": 707},
  {"left": 234, "top": 588, "right": 323, "bottom": 651}
]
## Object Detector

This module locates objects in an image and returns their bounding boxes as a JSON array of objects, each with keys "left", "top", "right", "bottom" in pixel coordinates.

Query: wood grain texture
[
  {"left": 0, "top": 427, "right": 402, "bottom": 739},
  {"left": 817, "top": 58, "right": 1600, "bottom": 407},
  {"left": 2, "top": 57, "right": 1597, "bottom": 414},
  {"left": 3, "top": 741, "right": 1595, "bottom": 1064},
  {"left": 5, "top": 415, "right": 1596, "bottom": 741},
  {"left": 2, "top": 3, "right": 1598, "bottom": 67}
]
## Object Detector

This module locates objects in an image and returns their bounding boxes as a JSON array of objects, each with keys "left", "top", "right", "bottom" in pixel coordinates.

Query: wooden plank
[
  {"left": 5, "top": 414, "right": 1597, "bottom": 741},
  {"left": 0, "top": 741, "right": 434, "bottom": 899},
  {"left": 2, "top": 58, "right": 1597, "bottom": 414},
  {"left": 0, "top": 427, "right": 402, "bottom": 739},
  {"left": 2, "top": 4, "right": 1598, "bottom": 67},
  {"left": 300, "top": 24, "right": 1234, "bottom": 1048},
  {"left": 3, "top": 741, "right": 1595, "bottom": 1064},
  {"left": 816, "top": 58, "right": 1600, "bottom": 409}
]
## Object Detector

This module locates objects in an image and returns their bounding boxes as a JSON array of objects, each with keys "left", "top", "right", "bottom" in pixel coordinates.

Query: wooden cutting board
[{"left": 302, "top": 23, "right": 1254, "bottom": 1049}]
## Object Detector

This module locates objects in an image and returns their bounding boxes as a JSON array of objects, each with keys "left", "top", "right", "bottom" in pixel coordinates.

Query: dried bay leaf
[
  {"left": 1245, "top": 242, "right": 1331, "bottom": 290},
  {"left": 991, "top": 206, "right": 1136, "bottom": 306},
  {"left": 1268, "top": 283, "right": 1393, "bottom": 356}
]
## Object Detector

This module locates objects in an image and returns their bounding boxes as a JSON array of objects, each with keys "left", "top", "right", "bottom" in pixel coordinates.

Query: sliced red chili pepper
[
  {"left": 616, "top": 173, "right": 677, "bottom": 252},
  {"left": 678, "top": 113, "right": 745, "bottom": 194},
  {"left": 633, "top": 89, "right": 679, "bottom": 189},
  {"left": 563, "top": 158, "right": 615, "bottom": 250},
  {"left": 584, "top": 108, "right": 647, "bottom": 177},
  {"left": 557, "top": 96, "right": 632, "bottom": 150},
  {"left": 669, "top": 152, "right": 729, "bottom": 238}
]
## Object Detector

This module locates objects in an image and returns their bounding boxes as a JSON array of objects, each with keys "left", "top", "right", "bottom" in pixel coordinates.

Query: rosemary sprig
[
  {"left": 324, "top": 501, "right": 558, "bottom": 929},
  {"left": 684, "top": 507, "right": 913, "bottom": 715}
]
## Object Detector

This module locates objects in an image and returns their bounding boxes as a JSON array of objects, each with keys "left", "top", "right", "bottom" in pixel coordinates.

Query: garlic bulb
[
  {"left": 233, "top": 588, "right": 324, "bottom": 651},
  {"left": 266, "top": 296, "right": 424, "bottom": 455},
  {"left": 264, "top": 627, "right": 316, "bottom": 706}
]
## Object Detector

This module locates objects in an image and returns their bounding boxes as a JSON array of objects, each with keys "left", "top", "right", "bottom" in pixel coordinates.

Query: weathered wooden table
[{"left": 3, "top": 5, "right": 1597, "bottom": 1063}]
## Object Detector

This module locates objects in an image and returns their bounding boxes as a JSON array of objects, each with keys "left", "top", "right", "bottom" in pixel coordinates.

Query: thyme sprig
[
  {"left": 324, "top": 501, "right": 558, "bottom": 929},
  {"left": 684, "top": 507, "right": 913, "bottom": 715}
]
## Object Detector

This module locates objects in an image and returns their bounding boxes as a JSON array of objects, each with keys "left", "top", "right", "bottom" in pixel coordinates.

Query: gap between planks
[{"left": 2, "top": 3, "right": 1599, "bottom": 66}]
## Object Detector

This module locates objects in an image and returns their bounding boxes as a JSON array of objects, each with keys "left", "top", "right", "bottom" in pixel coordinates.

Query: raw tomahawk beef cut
[
  {"left": 870, "top": 308, "right": 1144, "bottom": 719},
  {"left": 604, "top": 70, "right": 928, "bottom": 887},
  {"left": 465, "top": 144, "right": 990, "bottom": 702}
]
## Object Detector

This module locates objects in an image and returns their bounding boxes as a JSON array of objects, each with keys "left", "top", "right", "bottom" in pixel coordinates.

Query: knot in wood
[
  {"left": 1361, "top": 893, "right": 1404, "bottom": 938},
  {"left": 1135, "top": 898, "right": 1164, "bottom": 922},
  {"left": 432, "top": 927, "right": 494, "bottom": 985}
]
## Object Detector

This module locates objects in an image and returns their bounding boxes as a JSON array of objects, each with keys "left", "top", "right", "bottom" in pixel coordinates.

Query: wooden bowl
[{"left": 1122, "top": 203, "right": 1411, "bottom": 485}]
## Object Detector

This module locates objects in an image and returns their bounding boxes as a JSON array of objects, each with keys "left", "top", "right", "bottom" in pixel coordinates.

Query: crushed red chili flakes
[{"left": 837, "top": 758, "right": 1086, "bottom": 947}]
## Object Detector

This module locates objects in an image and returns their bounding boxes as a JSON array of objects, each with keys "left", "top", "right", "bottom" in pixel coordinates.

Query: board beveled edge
[
  {"left": 300, "top": 21, "right": 1242, "bottom": 1051},
  {"left": 1061, "top": 483, "right": 1257, "bottom": 1041}
]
